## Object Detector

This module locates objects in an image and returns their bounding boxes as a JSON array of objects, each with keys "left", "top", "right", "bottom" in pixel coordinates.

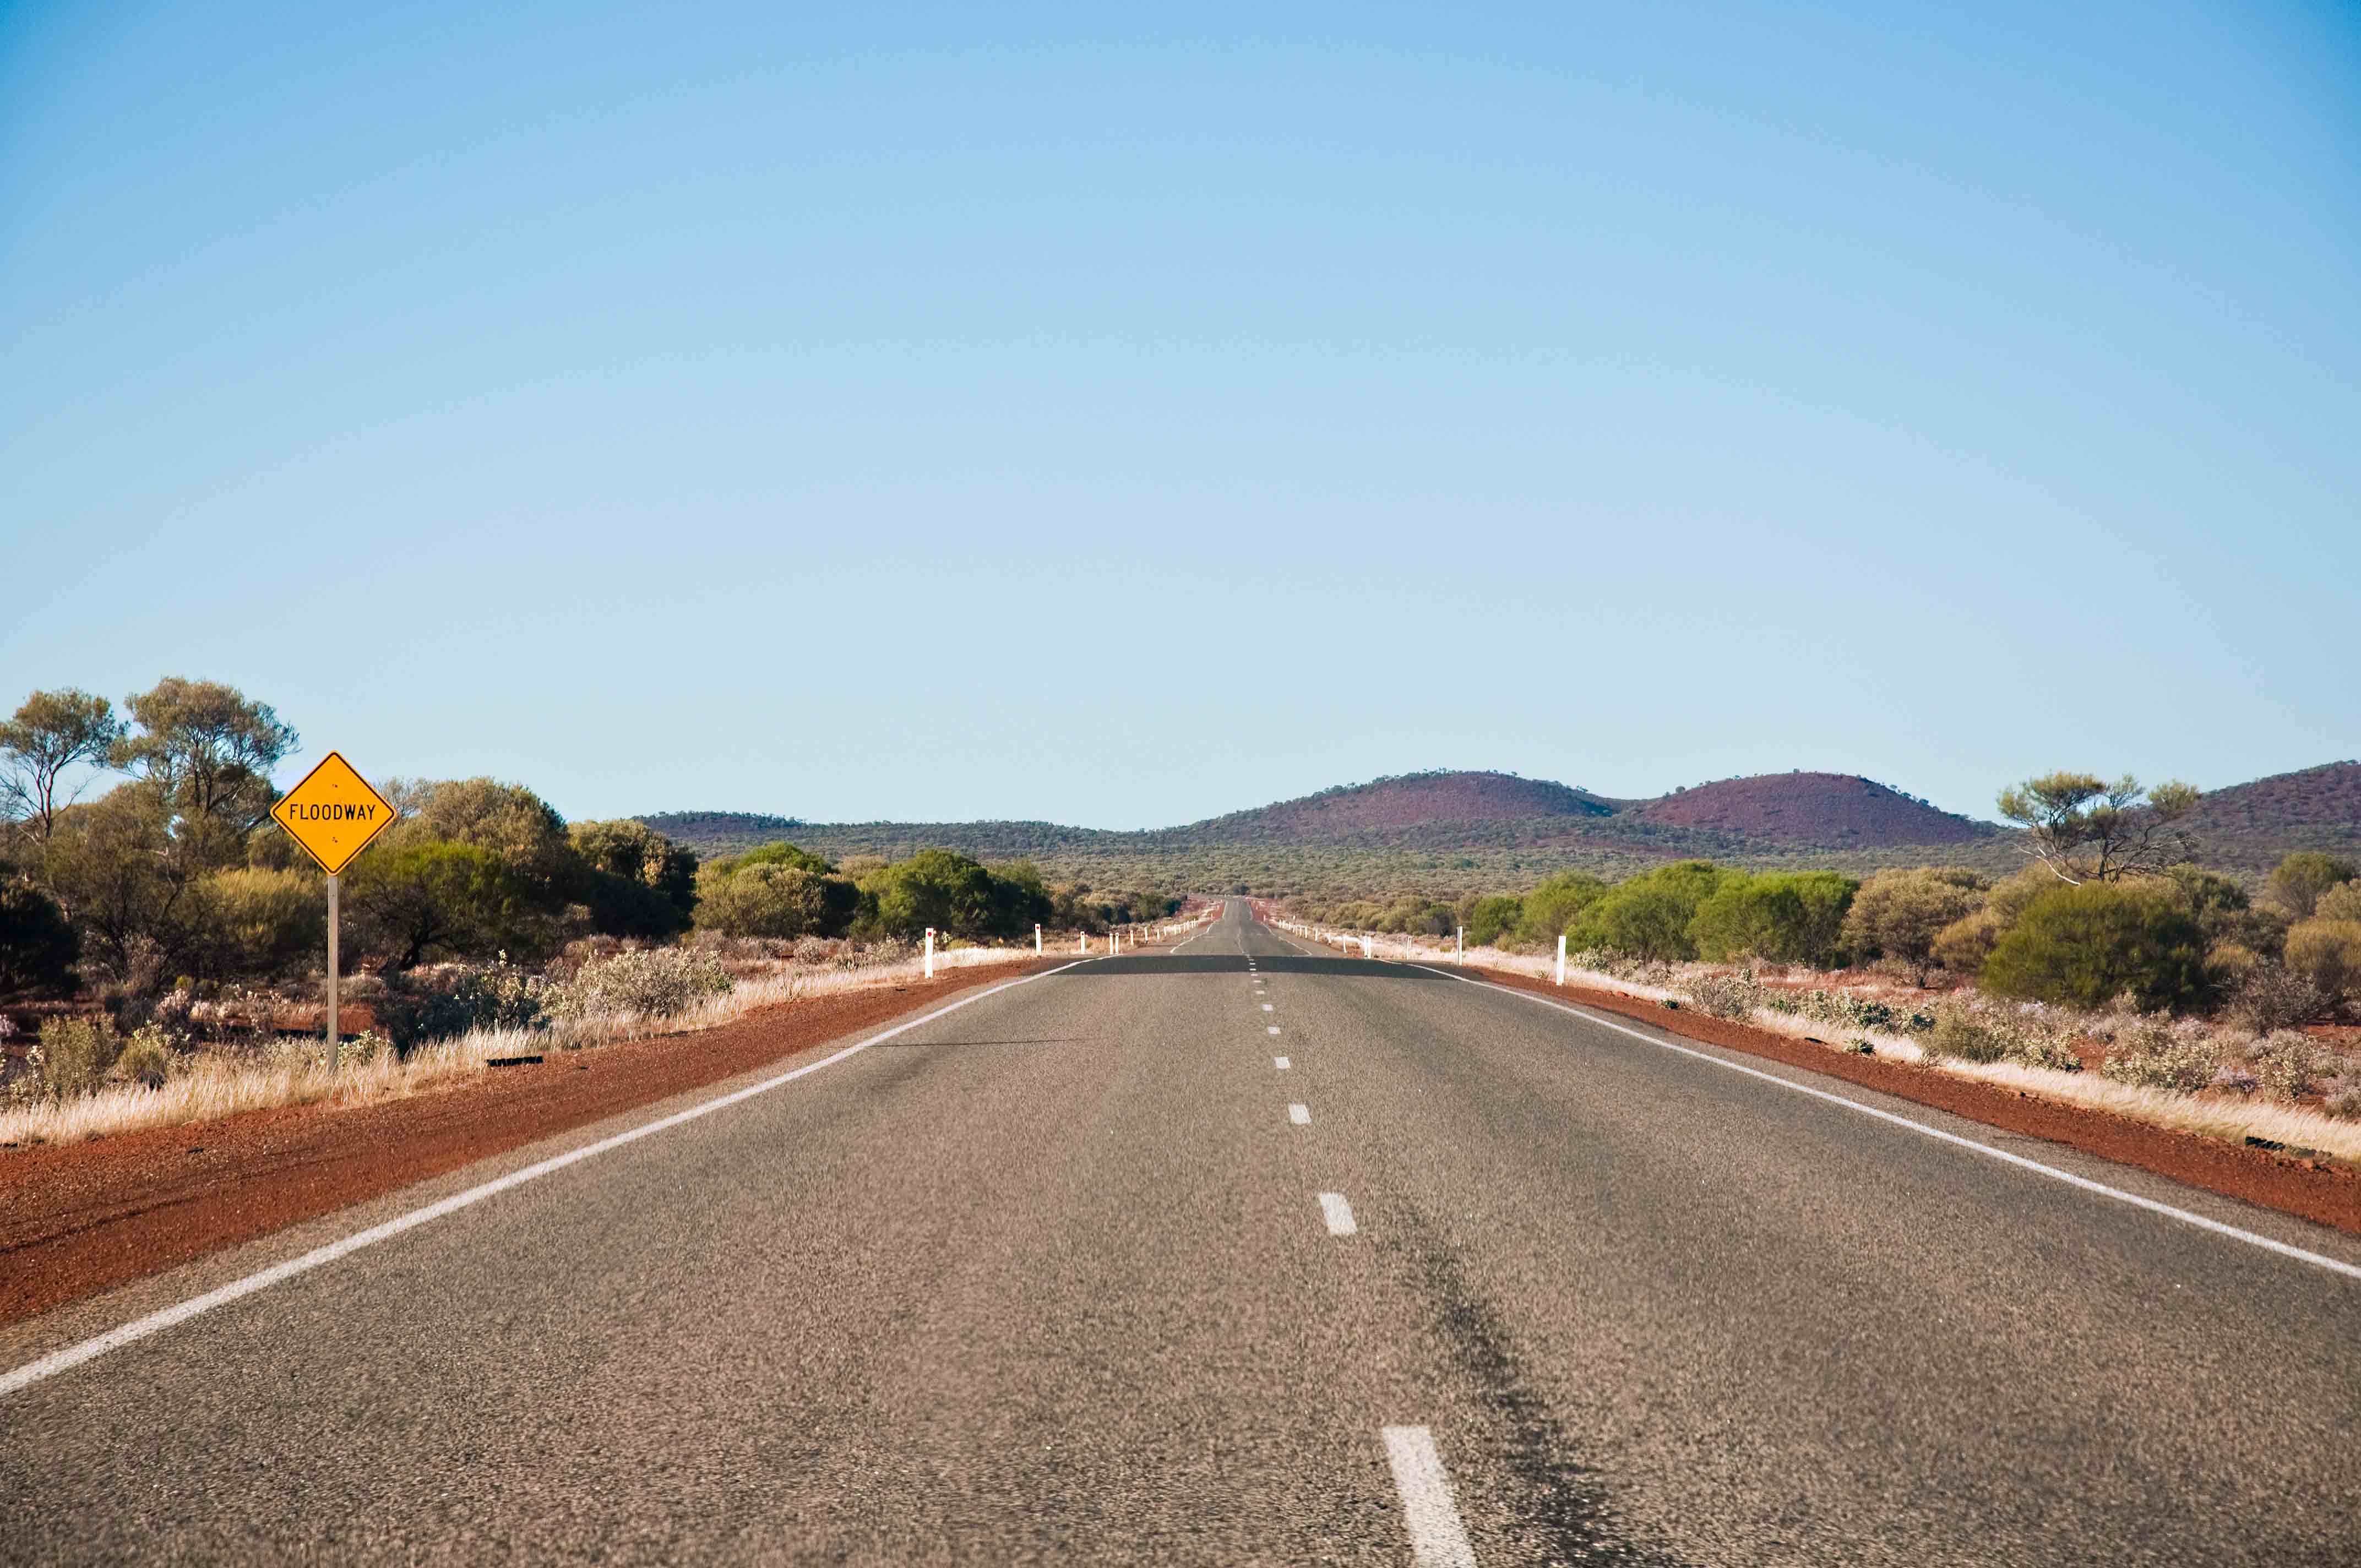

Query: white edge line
[
  {"left": 1381, "top": 1425, "right": 1477, "bottom": 1568},
  {"left": 1, "top": 959, "right": 1094, "bottom": 1399},
  {"left": 1409, "top": 963, "right": 2361, "bottom": 1283}
]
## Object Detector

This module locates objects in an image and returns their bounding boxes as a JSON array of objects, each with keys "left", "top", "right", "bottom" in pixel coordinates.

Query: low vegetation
[{"left": 1, "top": 678, "right": 1186, "bottom": 1139}]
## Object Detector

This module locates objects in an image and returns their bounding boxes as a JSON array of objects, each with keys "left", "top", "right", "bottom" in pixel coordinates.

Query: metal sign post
[{"left": 269, "top": 752, "right": 398, "bottom": 1076}]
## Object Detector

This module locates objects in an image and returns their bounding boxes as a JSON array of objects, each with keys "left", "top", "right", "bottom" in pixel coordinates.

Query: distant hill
[
  {"left": 639, "top": 762, "right": 2360, "bottom": 899},
  {"left": 1624, "top": 772, "right": 1996, "bottom": 847},
  {"left": 1169, "top": 771, "right": 1619, "bottom": 842},
  {"left": 2180, "top": 761, "right": 2361, "bottom": 873}
]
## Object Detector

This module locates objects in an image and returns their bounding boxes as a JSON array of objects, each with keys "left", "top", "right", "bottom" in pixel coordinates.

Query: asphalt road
[{"left": 4, "top": 900, "right": 2359, "bottom": 1565}]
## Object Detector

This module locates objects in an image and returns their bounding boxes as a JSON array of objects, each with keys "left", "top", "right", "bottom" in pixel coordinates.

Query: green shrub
[
  {"left": 1980, "top": 883, "right": 2208, "bottom": 1012},
  {"left": 1462, "top": 895, "right": 1522, "bottom": 948},
  {"left": 0, "top": 881, "right": 80, "bottom": 996},
  {"left": 1839, "top": 867, "right": 1984, "bottom": 983},
  {"left": 345, "top": 841, "right": 547, "bottom": 970},
  {"left": 697, "top": 864, "right": 853, "bottom": 939},
  {"left": 2247, "top": 1032, "right": 2327, "bottom": 1102},
  {"left": 194, "top": 867, "right": 325, "bottom": 980},
  {"left": 112, "top": 1024, "right": 177, "bottom": 1088},
  {"left": 1690, "top": 870, "right": 1858, "bottom": 967},
  {"left": 1923, "top": 1007, "right": 2010, "bottom": 1064},
  {"left": 1510, "top": 873, "right": 1607, "bottom": 945},
  {"left": 2266, "top": 852, "right": 2358, "bottom": 919},
  {"left": 35, "top": 1016, "right": 122, "bottom": 1099},
  {"left": 2317, "top": 883, "right": 2361, "bottom": 924},
  {"left": 1567, "top": 862, "right": 1725, "bottom": 961},
  {"left": 2284, "top": 919, "right": 2361, "bottom": 1004}
]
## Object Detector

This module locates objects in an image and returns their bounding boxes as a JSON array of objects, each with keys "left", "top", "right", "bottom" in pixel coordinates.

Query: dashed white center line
[
  {"left": 1288, "top": 1103, "right": 1310, "bottom": 1124},
  {"left": 1318, "top": 1192, "right": 1357, "bottom": 1235},
  {"left": 1381, "top": 1427, "right": 1476, "bottom": 1567},
  {"left": 1274, "top": 1056, "right": 1291, "bottom": 1069},
  {"left": 1261, "top": 1003, "right": 1275, "bottom": 1012},
  {"left": 1267, "top": 1025, "right": 1282, "bottom": 1035}
]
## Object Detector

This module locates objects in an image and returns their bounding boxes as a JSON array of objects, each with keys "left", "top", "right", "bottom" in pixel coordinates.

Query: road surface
[{"left": 3, "top": 900, "right": 2357, "bottom": 1564}]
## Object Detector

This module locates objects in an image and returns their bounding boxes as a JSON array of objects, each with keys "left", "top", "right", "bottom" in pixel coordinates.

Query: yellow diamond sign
[{"left": 271, "top": 752, "right": 398, "bottom": 875}]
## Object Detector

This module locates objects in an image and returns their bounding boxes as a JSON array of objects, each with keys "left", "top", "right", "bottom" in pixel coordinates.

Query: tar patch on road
[{"left": 1381, "top": 1205, "right": 1685, "bottom": 1567}]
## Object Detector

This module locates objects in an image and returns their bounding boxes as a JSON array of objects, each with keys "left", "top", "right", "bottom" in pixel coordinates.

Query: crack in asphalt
[{"left": 1384, "top": 1201, "right": 1686, "bottom": 1567}]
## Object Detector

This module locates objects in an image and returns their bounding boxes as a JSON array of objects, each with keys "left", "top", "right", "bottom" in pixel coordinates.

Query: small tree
[
  {"left": 1511, "top": 872, "right": 1607, "bottom": 944},
  {"left": 2265, "top": 852, "right": 2359, "bottom": 919},
  {"left": 1980, "top": 883, "right": 2208, "bottom": 1012},
  {"left": 1, "top": 688, "right": 124, "bottom": 847},
  {"left": 698, "top": 863, "right": 839, "bottom": 939},
  {"left": 1463, "top": 895, "right": 1522, "bottom": 948},
  {"left": 111, "top": 678, "right": 298, "bottom": 858},
  {"left": 345, "top": 841, "right": 539, "bottom": 970},
  {"left": 1568, "top": 863, "right": 1724, "bottom": 961},
  {"left": 1691, "top": 872, "right": 1858, "bottom": 967},
  {"left": 1995, "top": 772, "right": 2200, "bottom": 885}
]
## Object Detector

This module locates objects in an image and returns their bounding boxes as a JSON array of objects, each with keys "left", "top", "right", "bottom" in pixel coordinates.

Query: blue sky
[{"left": 4, "top": 1, "right": 2355, "bottom": 830}]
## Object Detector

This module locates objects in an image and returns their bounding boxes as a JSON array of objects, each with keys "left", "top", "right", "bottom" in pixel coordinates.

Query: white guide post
[
  {"left": 325, "top": 874, "right": 341, "bottom": 1074},
  {"left": 1035, "top": 923, "right": 1042, "bottom": 954},
  {"left": 924, "top": 927, "right": 935, "bottom": 979},
  {"left": 1456, "top": 926, "right": 1463, "bottom": 966},
  {"left": 1557, "top": 933, "right": 1567, "bottom": 987},
  {"left": 1360, "top": 934, "right": 1373, "bottom": 960}
]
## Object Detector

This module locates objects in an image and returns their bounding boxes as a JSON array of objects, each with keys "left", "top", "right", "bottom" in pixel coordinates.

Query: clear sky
[{"left": 5, "top": 1, "right": 2355, "bottom": 830}]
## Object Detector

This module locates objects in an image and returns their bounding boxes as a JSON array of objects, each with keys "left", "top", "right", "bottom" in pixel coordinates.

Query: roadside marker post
[
  {"left": 1557, "top": 934, "right": 1567, "bottom": 986},
  {"left": 1361, "top": 934, "right": 1373, "bottom": 960},
  {"left": 269, "top": 752, "right": 399, "bottom": 1076},
  {"left": 924, "top": 928, "right": 935, "bottom": 979},
  {"left": 1456, "top": 926, "right": 1463, "bottom": 965},
  {"left": 1035, "top": 924, "right": 1043, "bottom": 954}
]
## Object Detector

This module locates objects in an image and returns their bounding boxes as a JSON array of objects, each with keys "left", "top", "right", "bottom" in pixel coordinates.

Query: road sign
[{"left": 270, "top": 752, "right": 396, "bottom": 875}]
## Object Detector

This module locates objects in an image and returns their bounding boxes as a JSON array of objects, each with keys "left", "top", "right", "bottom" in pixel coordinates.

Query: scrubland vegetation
[
  {"left": 0, "top": 679, "right": 1181, "bottom": 1140},
  {"left": 1282, "top": 774, "right": 2361, "bottom": 1158}
]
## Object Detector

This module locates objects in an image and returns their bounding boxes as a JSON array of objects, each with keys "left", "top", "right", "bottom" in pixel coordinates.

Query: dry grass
[{"left": 0, "top": 943, "right": 1048, "bottom": 1148}]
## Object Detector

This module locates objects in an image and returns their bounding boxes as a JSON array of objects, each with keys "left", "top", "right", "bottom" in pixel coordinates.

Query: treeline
[
  {"left": 0, "top": 681, "right": 1176, "bottom": 1008},
  {"left": 1290, "top": 771, "right": 2361, "bottom": 1024}
]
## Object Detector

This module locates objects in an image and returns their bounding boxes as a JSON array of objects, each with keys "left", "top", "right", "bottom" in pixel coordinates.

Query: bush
[
  {"left": 697, "top": 864, "right": 856, "bottom": 940},
  {"left": 1923, "top": 1007, "right": 2011, "bottom": 1064},
  {"left": 1690, "top": 871, "right": 1857, "bottom": 967},
  {"left": 1839, "top": 868, "right": 1983, "bottom": 983},
  {"left": 2227, "top": 961, "right": 2330, "bottom": 1032},
  {"left": 2266, "top": 852, "right": 2358, "bottom": 919},
  {"left": 194, "top": 867, "right": 325, "bottom": 980},
  {"left": 112, "top": 1024, "right": 178, "bottom": 1088},
  {"left": 379, "top": 961, "right": 550, "bottom": 1049},
  {"left": 2098, "top": 1023, "right": 2218, "bottom": 1093},
  {"left": 1462, "top": 895, "right": 1522, "bottom": 948},
  {"left": 345, "top": 841, "right": 548, "bottom": 970},
  {"left": 2246, "top": 1032, "right": 2328, "bottom": 1102},
  {"left": 34, "top": 1016, "right": 122, "bottom": 1100},
  {"left": 1980, "top": 883, "right": 2208, "bottom": 1013},
  {"left": 546, "top": 946, "right": 734, "bottom": 1021},
  {"left": 0, "top": 881, "right": 80, "bottom": 996},
  {"left": 1567, "top": 862, "right": 1725, "bottom": 961},
  {"left": 1511, "top": 873, "right": 1608, "bottom": 945},
  {"left": 2284, "top": 919, "right": 2361, "bottom": 1005},
  {"left": 1683, "top": 971, "right": 1765, "bottom": 1020},
  {"left": 2316, "top": 882, "right": 2361, "bottom": 924}
]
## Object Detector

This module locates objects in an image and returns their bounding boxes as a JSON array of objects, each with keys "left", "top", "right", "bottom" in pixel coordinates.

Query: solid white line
[
  {"left": 1408, "top": 965, "right": 2361, "bottom": 1284},
  {"left": 0, "top": 960, "right": 1094, "bottom": 1400},
  {"left": 1274, "top": 1057, "right": 1291, "bottom": 1069},
  {"left": 1318, "top": 1192, "right": 1358, "bottom": 1235},
  {"left": 1382, "top": 1426, "right": 1477, "bottom": 1567},
  {"left": 1289, "top": 1103, "right": 1311, "bottom": 1125}
]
